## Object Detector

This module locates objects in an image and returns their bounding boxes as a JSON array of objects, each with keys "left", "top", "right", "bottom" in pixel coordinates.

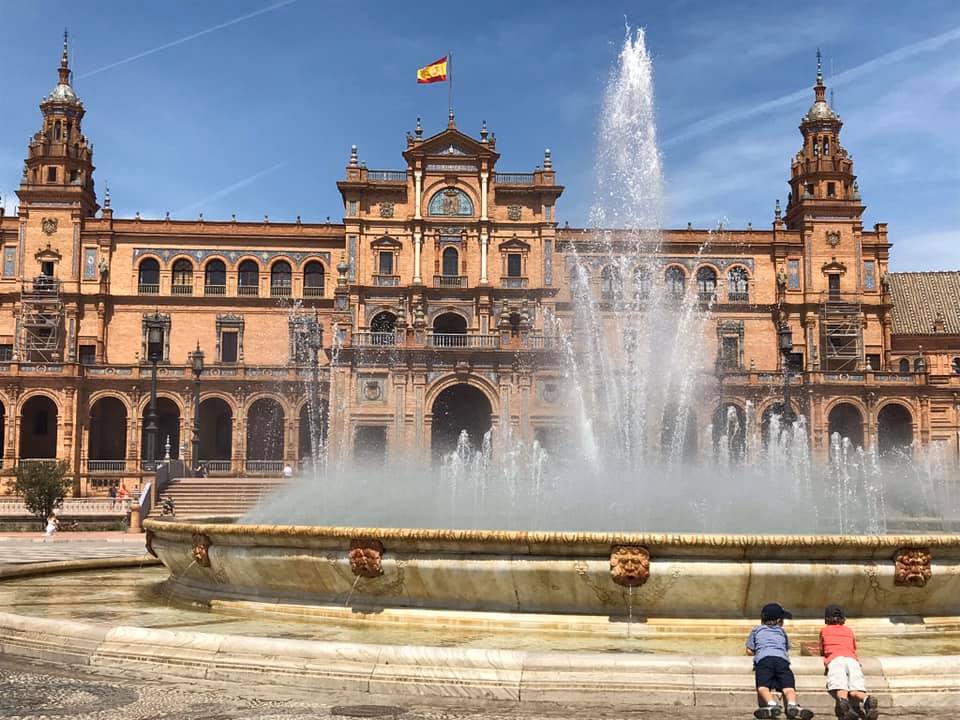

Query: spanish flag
[{"left": 417, "top": 56, "right": 448, "bottom": 84}]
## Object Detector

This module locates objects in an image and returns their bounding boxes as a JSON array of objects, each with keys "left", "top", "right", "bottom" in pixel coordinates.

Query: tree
[{"left": 10, "top": 460, "right": 72, "bottom": 529}]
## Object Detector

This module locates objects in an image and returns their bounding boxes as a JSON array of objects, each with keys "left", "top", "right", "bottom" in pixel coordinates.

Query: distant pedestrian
[
  {"left": 117, "top": 483, "right": 129, "bottom": 502},
  {"left": 108, "top": 484, "right": 117, "bottom": 509},
  {"left": 45, "top": 514, "right": 59, "bottom": 537},
  {"left": 282, "top": 464, "right": 293, "bottom": 478}
]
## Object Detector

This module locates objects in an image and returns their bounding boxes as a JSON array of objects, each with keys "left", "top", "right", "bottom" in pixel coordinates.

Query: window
[
  {"left": 442, "top": 247, "right": 459, "bottom": 277},
  {"left": 221, "top": 332, "right": 238, "bottom": 363},
  {"left": 348, "top": 200, "right": 358, "bottom": 216},
  {"left": 0, "top": 344, "right": 12, "bottom": 361},
  {"left": 633, "top": 266, "right": 651, "bottom": 301},
  {"left": 171, "top": 259, "right": 193, "bottom": 293},
  {"left": 899, "top": 358, "right": 910, "bottom": 373},
  {"left": 866, "top": 354, "right": 881, "bottom": 371},
  {"left": 303, "top": 261, "right": 325, "bottom": 297},
  {"left": 952, "top": 357, "right": 960, "bottom": 375},
  {"left": 696, "top": 267, "right": 717, "bottom": 301},
  {"left": 827, "top": 182, "right": 836, "bottom": 198},
  {"left": 828, "top": 274, "right": 840, "bottom": 298},
  {"left": 41, "top": 261, "right": 55, "bottom": 278},
  {"left": 914, "top": 357, "right": 925, "bottom": 372},
  {"left": 787, "top": 259, "right": 800, "bottom": 290},
  {"left": 863, "top": 260, "right": 876, "bottom": 291},
  {"left": 70, "top": 169, "right": 78, "bottom": 183},
  {"left": 728, "top": 267, "right": 749, "bottom": 302},
  {"left": 544, "top": 204, "right": 553, "bottom": 222},
  {"left": 378, "top": 251, "right": 394, "bottom": 275},
  {"left": 507, "top": 253, "right": 522, "bottom": 277},
  {"left": 428, "top": 187, "right": 473, "bottom": 216},
  {"left": 138, "top": 258, "right": 160, "bottom": 293},
  {"left": 787, "top": 352, "right": 804, "bottom": 370},
  {"left": 46, "top": 167, "right": 57, "bottom": 183},
  {"left": 270, "top": 261, "right": 292, "bottom": 297},
  {"left": 601, "top": 266, "right": 622, "bottom": 299},
  {"left": 804, "top": 183, "right": 814, "bottom": 197},
  {"left": 719, "top": 336, "right": 740, "bottom": 370},
  {"left": 79, "top": 345, "right": 96, "bottom": 365},
  {"left": 665, "top": 266, "right": 685, "bottom": 298},
  {"left": 53, "top": 121, "right": 61, "bottom": 140},
  {"left": 238, "top": 260, "right": 259, "bottom": 295},
  {"left": 204, "top": 259, "right": 226, "bottom": 292}
]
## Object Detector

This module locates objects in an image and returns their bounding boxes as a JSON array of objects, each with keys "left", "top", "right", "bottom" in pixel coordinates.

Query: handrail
[
  {"left": 367, "top": 169, "right": 407, "bottom": 182},
  {"left": 495, "top": 172, "right": 534, "bottom": 185},
  {"left": 428, "top": 334, "right": 500, "bottom": 349}
]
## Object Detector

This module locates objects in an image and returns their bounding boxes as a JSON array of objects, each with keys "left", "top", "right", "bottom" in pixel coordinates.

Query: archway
[
  {"left": 827, "top": 402, "right": 864, "bottom": 449},
  {"left": 246, "top": 398, "right": 284, "bottom": 462},
  {"left": 198, "top": 398, "right": 232, "bottom": 462},
  {"left": 298, "top": 400, "right": 328, "bottom": 462},
  {"left": 431, "top": 383, "right": 493, "bottom": 457},
  {"left": 140, "top": 398, "right": 180, "bottom": 460},
  {"left": 20, "top": 396, "right": 57, "bottom": 459},
  {"left": 712, "top": 403, "right": 746, "bottom": 460},
  {"left": 877, "top": 403, "right": 913, "bottom": 458},
  {"left": 89, "top": 398, "right": 127, "bottom": 461},
  {"left": 432, "top": 312, "right": 467, "bottom": 347}
]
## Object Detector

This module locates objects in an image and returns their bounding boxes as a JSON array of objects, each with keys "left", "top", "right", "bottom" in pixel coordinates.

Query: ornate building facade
[{"left": 1, "top": 40, "right": 959, "bottom": 495}]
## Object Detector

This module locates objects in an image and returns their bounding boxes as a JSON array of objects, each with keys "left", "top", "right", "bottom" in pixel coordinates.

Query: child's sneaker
[
  {"left": 835, "top": 698, "right": 856, "bottom": 720},
  {"left": 786, "top": 704, "right": 814, "bottom": 720},
  {"left": 755, "top": 705, "right": 782, "bottom": 719},
  {"left": 862, "top": 695, "right": 879, "bottom": 720}
]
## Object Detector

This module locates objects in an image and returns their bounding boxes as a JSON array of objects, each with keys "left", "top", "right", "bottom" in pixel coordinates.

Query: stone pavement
[
  {"left": 0, "top": 532, "right": 147, "bottom": 565},
  {"left": 0, "top": 656, "right": 945, "bottom": 720}
]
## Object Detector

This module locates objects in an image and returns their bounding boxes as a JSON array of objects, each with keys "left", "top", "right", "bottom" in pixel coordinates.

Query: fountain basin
[{"left": 145, "top": 518, "right": 960, "bottom": 618}]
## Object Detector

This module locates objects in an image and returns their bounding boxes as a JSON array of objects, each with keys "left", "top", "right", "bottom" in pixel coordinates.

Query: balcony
[
  {"left": 434, "top": 275, "right": 467, "bottom": 289},
  {"left": 303, "top": 286, "right": 325, "bottom": 298},
  {"left": 367, "top": 169, "right": 407, "bottom": 182},
  {"left": 204, "top": 284, "right": 227, "bottom": 296},
  {"left": 197, "top": 459, "right": 232, "bottom": 474},
  {"left": 138, "top": 283, "right": 160, "bottom": 295},
  {"left": 171, "top": 283, "right": 193, "bottom": 296},
  {"left": 86, "top": 459, "right": 126, "bottom": 473},
  {"left": 245, "top": 460, "right": 284, "bottom": 475},
  {"left": 353, "top": 332, "right": 396, "bottom": 347},
  {"left": 495, "top": 172, "right": 534, "bottom": 185},
  {"left": 271, "top": 285, "right": 292, "bottom": 298},
  {"left": 373, "top": 274, "right": 400, "bottom": 287},
  {"left": 237, "top": 285, "right": 260, "bottom": 297},
  {"left": 728, "top": 292, "right": 750, "bottom": 303},
  {"left": 501, "top": 276, "right": 529, "bottom": 289},
  {"left": 428, "top": 334, "right": 500, "bottom": 349}
]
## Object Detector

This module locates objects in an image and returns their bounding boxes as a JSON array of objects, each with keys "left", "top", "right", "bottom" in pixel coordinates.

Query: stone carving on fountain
[
  {"left": 191, "top": 533, "right": 212, "bottom": 568},
  {"left": 610, "top": 545, "right": 651, "bottom": 587},
  {"left": 145, "top": 529, "right": 157, "bottom": 558},
  {"left": 894, "top": 547, "right": 932, "bottom": 587},
  {"left": 349, "top": 538, "right": 385, "bottom": 578}
]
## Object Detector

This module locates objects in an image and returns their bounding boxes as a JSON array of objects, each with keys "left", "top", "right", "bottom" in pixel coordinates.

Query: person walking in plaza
[
  {"left": 820, "top": 604, "right": 879, "bottom": 720},
  {"left": 108, "top": 483, "right": 117, "bottom": 509},
  {"left": 44, "top": 513, "right": 59, "bottom": 537},
  {"left": 746, "top": 602, "right": 814, "bottom": 719}
]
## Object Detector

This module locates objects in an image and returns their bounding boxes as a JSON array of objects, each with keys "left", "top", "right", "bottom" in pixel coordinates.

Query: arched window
[
  {"left": 696, "top": 267, "right": 717, "bottom": 301},
  {"left": 665, "top": 266, "right": 685, "bottom": 299},
  {"left": 204, "top": 259, "right": 226, "bottom": 295},
  {"left": 914, "top": 357, "right": 925, "bottom": 372},
  {"left": 138, "top": 258, "right": 159, "bottom": 294},
  {"left": 601, "top": 266, "right": 622, "bottom": 299},
  {"left": 238, "top": 260, "right": 259, "bottom": 296},
  {"left": 303, "top": 261, "right": 325, "bottom": 297},
  {"left": 633, "top": 266, "right": 651, "bottom": 302},
  {"left": 898, "top": 358, "right": 910, "bottom": 373},
  {"left": 270, "top": 260, "right": 292, "bottom": 297},
  {"left": 171, "top": 259, "right": 193, "bottom": 294},
  {"left": 442, "top": 247, "right": 459, "bottom": 277},
  {"left": 369, "top": 311, "right": 397, "bottom": 346},
  {"left": 427, "top": 187, "right": 474, "bottom": 216},
  {"left": 952, "top": 357, "right": 960, "bottom": 375},
  {"left": 728, "top": 267, "right": 749, "bottom": 303}
]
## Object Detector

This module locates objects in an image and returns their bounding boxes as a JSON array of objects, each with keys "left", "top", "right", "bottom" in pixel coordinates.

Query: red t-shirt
[{"left": 819, "top": 624, "right": 858, "bottom": 666}]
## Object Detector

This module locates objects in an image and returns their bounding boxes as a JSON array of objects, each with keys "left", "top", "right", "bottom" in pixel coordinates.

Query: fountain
[{"left": 144, "top": 30, "right": 960, "bottom": 630}]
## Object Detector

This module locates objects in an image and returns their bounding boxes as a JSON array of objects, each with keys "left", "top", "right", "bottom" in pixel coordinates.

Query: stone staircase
[{"left": 151, "top": 477, "right": 287, "bottom": 518}]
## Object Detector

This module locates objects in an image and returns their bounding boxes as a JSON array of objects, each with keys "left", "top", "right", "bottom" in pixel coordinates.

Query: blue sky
[{"left": 1, "top": 1, "right": 958, "bottom": 271}]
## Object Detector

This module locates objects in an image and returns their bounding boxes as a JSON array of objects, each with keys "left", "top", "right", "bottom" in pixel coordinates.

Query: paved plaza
[{"left": 0, "top": 533, "right": 147, "bottom": 566}]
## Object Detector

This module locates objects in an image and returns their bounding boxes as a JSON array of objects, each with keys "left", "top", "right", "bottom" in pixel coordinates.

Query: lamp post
[
  {"left": 188, "top": 342, "right": 205, "bottom": 474},
  {"left": 778, "top": 322, "right": 795, "bottom": 425},
  {"left": 143, "top": 323, "right": 163, "bottom": 470}
]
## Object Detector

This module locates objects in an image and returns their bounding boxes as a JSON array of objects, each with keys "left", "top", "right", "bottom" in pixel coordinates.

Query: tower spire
[
  {"left": 814, "top": 48, "right": 826, "bottom": 103},
  {"left": 59, "top": 28, "right": 71, "bottom": 84}
]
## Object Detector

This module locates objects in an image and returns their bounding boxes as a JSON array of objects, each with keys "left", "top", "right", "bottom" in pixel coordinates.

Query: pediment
[
  {"left": 371, "top": 236, "right": 403, "bottom": 248},
  {"left": 498, "top": 236, "right": 531, "bottom": 251},
  {"left": 405, "top": 128, "right": 499, "bottom": 162},
  {"left": 822, "top": 258, "right": 847, "bottom": 274},
  {"left": 34, "top": 243, "right": 62, "bottom": 262}
]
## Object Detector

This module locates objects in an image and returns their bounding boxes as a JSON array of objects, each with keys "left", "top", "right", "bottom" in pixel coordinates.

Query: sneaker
[
  {"left": 786, "top": 705, "right": 814, "bottom": 720},
  {"left": 836, "top": 698, "right": 857, "bottom": 720},
  {"left": 862, "top": 696, "right": 879, "bottom": 720},
  {"left": 755, "top": 707, "right": 782, "bottom": 719}
]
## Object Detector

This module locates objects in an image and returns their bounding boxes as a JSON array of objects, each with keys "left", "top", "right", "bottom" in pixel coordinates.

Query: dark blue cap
[{"left": 761, "top": 602, "right": 793, "bottom": 621}]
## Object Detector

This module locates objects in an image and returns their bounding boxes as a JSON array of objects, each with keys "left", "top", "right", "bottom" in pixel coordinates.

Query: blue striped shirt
[{"left": 746, "top": 624, "right": 791, "bottom": 664}]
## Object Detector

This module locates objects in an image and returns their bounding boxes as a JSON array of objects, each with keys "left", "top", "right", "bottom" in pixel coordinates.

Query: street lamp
[
  {"left": 143, "top": 322, "right": 163, "bottom": 470},
  {"left": 188, "top": 342, "right": 205, "bottom": 474},
  {"left": 778, "top": 322, "right": 795, "bottom": 425}
]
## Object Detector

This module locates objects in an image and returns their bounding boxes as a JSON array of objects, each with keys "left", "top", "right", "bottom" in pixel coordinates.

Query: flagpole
[{"left": 448, "top": 50, "right": 453, "bottom": 121}]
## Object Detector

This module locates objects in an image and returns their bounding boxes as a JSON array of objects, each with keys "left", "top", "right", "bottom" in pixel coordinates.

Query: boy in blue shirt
[{"left": 746, "top": 603, "right": 814, "bottom": 719}]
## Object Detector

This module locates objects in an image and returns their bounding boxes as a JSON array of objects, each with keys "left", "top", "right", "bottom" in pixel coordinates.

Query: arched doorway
[
  {"left": 877, "top": 403, "right": 913, "bottom": 457},
  {"left": 20, "top": 396, "right": 58, "bottom": 459},
  {"left": 246, "top": 398, "right": 284, "bottom": 466},
  {"left": 298, "top": 400, "right": 328, "bottom": 462},
  {"left": 369, "top": 311, "right": 397, "bottom": 345},
  {"left": 431, "top": 383, "right": 492, "bottom": 457},
  {"left": 89, "top": 398, "right": 127, "bottom": 463},
  {"left": 712, "top": 403, "right": 745, "bottom": 460},
  {"left": 432, "top": 312, "right": 467, "bottom": 348},
  {"left": 198, "top": 398, "right": 232, "bottom": 463},
  {"left": 141, "top": 398, "right": 181, "bottom": 460},
  {"left": 828, "top": 402, "right": 864, "bottom": 449}
]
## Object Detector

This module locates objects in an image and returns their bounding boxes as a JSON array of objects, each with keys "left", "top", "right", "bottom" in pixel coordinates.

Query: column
[
  {"left": 414, "top": 171, "right": 422, "bottom": 219},
  {"left": 480, "top": 172, "right": 489, "bottom": 220},
  {"left": 413, "top": 230, "right": 423, "bottom": 284},
  {"left": 479, "top": 231, "right": 489, "bottom": 285}
]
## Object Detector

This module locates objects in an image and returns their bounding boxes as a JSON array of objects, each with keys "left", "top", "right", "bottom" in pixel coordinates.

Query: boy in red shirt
[{"left": 819, "top": 604, "right": 878, "bottom": 720}]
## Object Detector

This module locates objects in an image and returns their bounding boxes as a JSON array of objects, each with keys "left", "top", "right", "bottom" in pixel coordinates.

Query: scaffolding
[
  {"left": 820, "top": 293, "right": 862, "bottom": 372},
  {"left": 19, "top": 276, "right": 63, "bottom": 362}
]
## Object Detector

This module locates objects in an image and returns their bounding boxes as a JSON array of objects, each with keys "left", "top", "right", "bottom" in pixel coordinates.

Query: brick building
[{"left": 1, "top": 40, "right": 958, "bottom": 495}]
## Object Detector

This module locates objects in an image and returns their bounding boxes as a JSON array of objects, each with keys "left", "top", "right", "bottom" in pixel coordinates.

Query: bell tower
[
  {"left": 17, "top": 31, "right": 98, "bottom": 217},
  {"left": 784, "top": 50, "right": 862, "bottom": 229}
]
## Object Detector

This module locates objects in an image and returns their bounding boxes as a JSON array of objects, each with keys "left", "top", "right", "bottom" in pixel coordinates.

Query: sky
[{"left": 1, "top": 1, "right": 958, "bottom": 271}]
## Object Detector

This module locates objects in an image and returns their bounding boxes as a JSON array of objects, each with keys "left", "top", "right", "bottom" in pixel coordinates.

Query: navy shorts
[{"left": 755, "top": 657, "right": 795, "bottom": 691}]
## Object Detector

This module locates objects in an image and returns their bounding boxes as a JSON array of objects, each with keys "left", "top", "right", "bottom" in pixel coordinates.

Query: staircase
[{"left": 151, "top": 477, "right": 287, "bottom": 518}]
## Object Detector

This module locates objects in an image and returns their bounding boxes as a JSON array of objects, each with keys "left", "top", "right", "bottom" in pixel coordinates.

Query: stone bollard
[{"left": 128, "top": 503, "right": 143, "bottom": 533}]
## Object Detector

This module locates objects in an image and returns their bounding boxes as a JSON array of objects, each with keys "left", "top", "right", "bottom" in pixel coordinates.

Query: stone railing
[
  {"left": 0, "top": 498, "right": 131, "bottom": 516},
  {"left": 353, "top": 332, "right": 396, "bottom": 347},
  {"left": 245, "top": 460, "right": 284, "bottom": 474},
  {"left": 367, "top": 169, "right": 407, "bottom": 182},
  {"left": 495, "top": 172, "right": 534, "bottom": 185},
  {"left": 86, "top": 459, "right": 127, "bottom": 473},
  {"left": 428, "top": 334, "right": 500, "bottom": 349},
  {"left": 198, "top": 460, "right": 232, "bottom": 474}
]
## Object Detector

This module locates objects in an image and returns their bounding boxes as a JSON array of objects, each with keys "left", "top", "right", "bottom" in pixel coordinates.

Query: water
[{"left": 244, "top": 28, "right": 958, "bottom": 535}]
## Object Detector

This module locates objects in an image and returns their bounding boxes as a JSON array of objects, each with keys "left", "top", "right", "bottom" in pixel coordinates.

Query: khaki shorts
[{"left": 826, "top": 656, "right": 866, "bottom": 692}]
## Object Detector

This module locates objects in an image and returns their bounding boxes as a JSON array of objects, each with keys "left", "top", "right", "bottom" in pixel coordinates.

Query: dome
[
  {"left": 44, "top": 82, "right": 80, "bottom": 105},
  {"left": 805, "top": 99, "right": 837, "bottom": 122}
]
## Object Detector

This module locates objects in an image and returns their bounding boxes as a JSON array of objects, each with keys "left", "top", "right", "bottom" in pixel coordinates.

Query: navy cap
[
  {"left": 824, "top": 604, "right": 845, "bottom": 620},
  {"left": 761, "top": 602, "right": 793, "bottom": 621}
]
